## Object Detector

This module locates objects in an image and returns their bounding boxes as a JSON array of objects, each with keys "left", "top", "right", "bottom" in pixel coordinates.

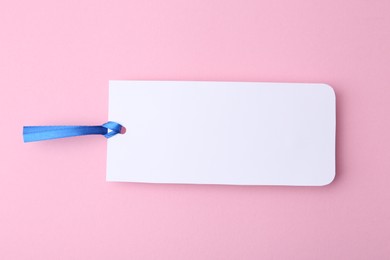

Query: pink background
[{"left": 1, "top": 0, "right": 389, "bottom": 259}]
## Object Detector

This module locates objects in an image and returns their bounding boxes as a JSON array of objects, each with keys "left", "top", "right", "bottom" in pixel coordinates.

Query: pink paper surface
[{"left": 1, "top": 0, "right": 389, "bottom": 259}]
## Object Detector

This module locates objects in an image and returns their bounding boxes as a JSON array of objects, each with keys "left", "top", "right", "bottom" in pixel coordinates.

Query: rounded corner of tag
[
  {"left": 319, "top": 171, "right": 336, "bottom": 186},
  {"left": 319, "top": 83, "right": 336, "bottom": 99}
]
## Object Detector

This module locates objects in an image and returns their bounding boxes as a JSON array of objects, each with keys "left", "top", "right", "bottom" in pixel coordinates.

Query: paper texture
[{"left": 107, "top": 81, "right": 335, "bottom": 186}]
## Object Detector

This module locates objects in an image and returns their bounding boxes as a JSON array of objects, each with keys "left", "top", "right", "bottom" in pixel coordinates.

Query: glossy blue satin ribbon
[{"left": 23, "top": 121, "right": 123, "bottom": 143}]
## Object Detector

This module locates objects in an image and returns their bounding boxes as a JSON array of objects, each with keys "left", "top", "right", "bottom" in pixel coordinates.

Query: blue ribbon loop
[{"left": 23, "top": 121, "right": 124, "bottom": 143}]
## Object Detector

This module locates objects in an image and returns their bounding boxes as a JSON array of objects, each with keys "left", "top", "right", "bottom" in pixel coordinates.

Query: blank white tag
[{"left": 107, "top": 81, "right": 335, "bottom": 186}]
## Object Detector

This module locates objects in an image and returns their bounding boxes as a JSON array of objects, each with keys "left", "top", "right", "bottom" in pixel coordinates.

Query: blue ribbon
[{"left": 23, "top": 121, "right": 124, "bottom": 143}]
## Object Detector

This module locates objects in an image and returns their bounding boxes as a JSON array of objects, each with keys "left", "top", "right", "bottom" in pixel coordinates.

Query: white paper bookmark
[{"left": 107, "top": 80, "right": 336, "bottom": 186}]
